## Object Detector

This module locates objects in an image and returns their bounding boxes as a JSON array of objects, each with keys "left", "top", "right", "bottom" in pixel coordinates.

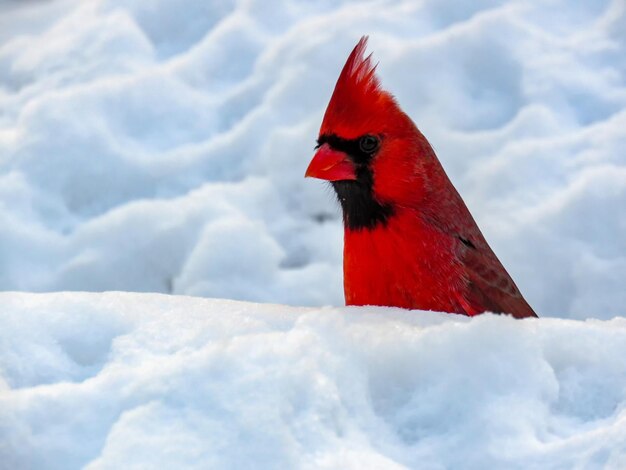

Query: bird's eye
[{"left": 359, "top": 135, "right": 379, "bottom": 153}]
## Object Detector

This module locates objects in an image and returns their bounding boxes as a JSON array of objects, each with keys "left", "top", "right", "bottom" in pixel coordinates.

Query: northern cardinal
[{"left": 305, "top": 37, "right": 537, "bottom": 318}]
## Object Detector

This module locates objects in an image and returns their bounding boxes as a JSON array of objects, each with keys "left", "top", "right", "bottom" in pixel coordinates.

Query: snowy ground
[
  {"left": 1, "top": 292, "right": 626, "bottom": 469},
  {"left": 0, "top": 0, "right": 624, "bottom": 319},
  {"left": 1, "top": 1, "right": 626, "bottom": 468}
]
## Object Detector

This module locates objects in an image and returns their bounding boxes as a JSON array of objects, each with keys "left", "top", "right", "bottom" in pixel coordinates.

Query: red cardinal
[{"left": 305, "top": 37, "right": 537, "bottom": 318}]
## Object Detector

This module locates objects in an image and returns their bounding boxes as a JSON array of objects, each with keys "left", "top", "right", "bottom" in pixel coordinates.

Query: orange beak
[{"left": 305, "top": 144, "right": 357, "bottom": 181}]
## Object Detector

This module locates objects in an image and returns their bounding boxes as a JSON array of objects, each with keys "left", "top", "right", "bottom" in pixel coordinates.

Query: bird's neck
[{"left": 332, "top": 176, "right": 394, "bottom": 231}]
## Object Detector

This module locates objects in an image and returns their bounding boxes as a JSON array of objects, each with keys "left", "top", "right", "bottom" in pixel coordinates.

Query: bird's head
[{"left": 306, "top": 37, "right": 433, "bottom": 230}]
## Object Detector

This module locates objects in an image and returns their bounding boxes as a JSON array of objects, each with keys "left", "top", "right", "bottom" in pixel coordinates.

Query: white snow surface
[
  {"left": 0, "top": 0, "right": 625, "bottom": 319},
  {"left": 1, "top": 291, "right": 626, "bottom": 470},
  {"left": 1, "top": 2, "right": 626, "bottom": 466}
]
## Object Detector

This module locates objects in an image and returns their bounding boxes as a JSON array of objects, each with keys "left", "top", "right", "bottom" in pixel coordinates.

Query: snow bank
[
  {"left": 1, "top": 292, "right": 625, "bottom": 469},
  {"left": 2, "top": 3, "right": 624, "bottom": 466},
  {"left": 0, "top": 0, "right": 625, "bottom": 319}
]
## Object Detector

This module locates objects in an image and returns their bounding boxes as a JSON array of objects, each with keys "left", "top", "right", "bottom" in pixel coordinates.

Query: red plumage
[{"left": 306, "top": 37, "right": 537, "bottom": 319}]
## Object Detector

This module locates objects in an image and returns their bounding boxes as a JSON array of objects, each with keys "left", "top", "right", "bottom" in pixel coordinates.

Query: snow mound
[
  {"left": 0, "top": 0, "right": 625, "bottom": 319},
  {"left": 1, "top": 292, "right": 625, "bottom": 469}
]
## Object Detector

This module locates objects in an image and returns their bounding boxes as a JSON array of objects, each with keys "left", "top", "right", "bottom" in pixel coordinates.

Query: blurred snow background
[
  {"left": 1, "top": 1, "right": 626, "bottom": 468},
  {"left": 0, "top": 0, "right": 625, "bottom": 319}
]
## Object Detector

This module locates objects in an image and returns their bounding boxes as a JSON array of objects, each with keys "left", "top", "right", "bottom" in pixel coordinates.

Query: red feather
[{"left": 308, "top": 37, "right": 537, "bottom": 319}]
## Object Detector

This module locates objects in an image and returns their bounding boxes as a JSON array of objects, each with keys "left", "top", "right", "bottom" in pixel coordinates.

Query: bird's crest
[{"left": 320, "top": 37, "right": 396, "bottom": 138}]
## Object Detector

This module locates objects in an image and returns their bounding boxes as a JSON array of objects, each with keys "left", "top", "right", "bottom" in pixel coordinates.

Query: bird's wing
[{"left": 457, "top": 241, "right": 537, "bottom": 319}]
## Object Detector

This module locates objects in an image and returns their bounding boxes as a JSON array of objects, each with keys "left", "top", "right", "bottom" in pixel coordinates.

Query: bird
[{"left": 305, "top": 37, "right": 537, "bottom": 319}]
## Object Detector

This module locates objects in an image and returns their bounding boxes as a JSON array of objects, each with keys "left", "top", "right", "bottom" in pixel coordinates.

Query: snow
[
  {"left": 0, "top": 0, "right": 624, "bottom": 320},
  {"left": 1, "top": 0, "right": 626, "bottom": 468},
  {"left": 1, "top": 292, "right": 626, "bottom": 469}
]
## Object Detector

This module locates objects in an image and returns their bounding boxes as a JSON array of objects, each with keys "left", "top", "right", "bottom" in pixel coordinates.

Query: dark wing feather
[{"left": 458, "top": 241, "right": 537, "bottom": 319}]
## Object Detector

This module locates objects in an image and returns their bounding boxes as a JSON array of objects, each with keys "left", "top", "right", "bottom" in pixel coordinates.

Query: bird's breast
[{"left": 342, "top": 210, "right": 466, "bottom": 312}]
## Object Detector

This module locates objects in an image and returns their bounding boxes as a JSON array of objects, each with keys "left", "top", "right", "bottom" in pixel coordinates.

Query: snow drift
[
  {"left": 1, "top": 1, "right": 626, "bottom": 467},
  {"left": 0, "top": 0, "right": 625, "bottom": 320},
  {"left": 1, "top": 292, "right": 626, "bottom": 469}
]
